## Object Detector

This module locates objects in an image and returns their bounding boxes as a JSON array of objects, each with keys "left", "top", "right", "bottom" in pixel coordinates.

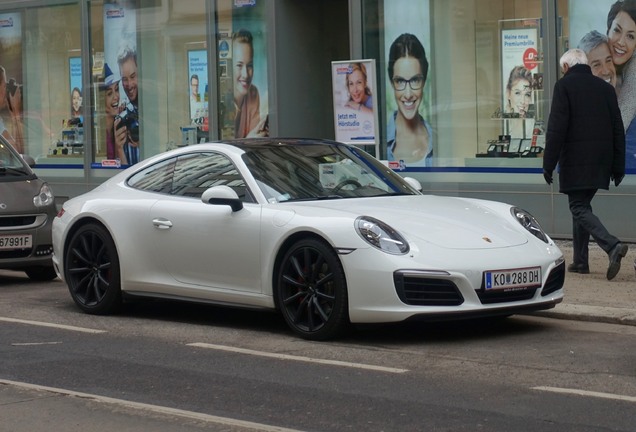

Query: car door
[{"left": 149, "top": 152, "right": 262, "bottom": 294}]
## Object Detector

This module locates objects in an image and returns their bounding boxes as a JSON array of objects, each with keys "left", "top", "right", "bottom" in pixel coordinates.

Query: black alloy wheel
[
  {"left": 64, "top": 223, "right": 122, "bottom": 314},
  {"left": 277, "top": 238, "right": 349, "bottom": 340}
]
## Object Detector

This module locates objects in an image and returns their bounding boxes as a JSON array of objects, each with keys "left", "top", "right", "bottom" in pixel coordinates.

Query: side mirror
[
  {"left": 403, "top": 176, "right": 422, "bottom": 192},
  {"left": 201, "top": 185, "right": 243, "bottom": 212}
]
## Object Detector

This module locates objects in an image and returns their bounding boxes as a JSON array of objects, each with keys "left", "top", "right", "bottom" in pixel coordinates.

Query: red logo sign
[{"left": 523, "top": 48, "right": 539, "bottom": 70}]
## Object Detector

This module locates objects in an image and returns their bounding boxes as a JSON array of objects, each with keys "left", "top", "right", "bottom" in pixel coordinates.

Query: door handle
[{"left": 152, "top": 218, "right": 173, "bottom": 229}]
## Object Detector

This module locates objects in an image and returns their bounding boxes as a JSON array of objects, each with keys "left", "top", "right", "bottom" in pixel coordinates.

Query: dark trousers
[{"left": 568, "top": 189, "right": 619, "bottom": 265}]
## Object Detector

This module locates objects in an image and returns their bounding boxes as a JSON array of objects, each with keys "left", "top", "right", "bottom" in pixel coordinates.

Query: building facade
[{"left": 1, "top": 0, "right": 635, "bottom": 240}]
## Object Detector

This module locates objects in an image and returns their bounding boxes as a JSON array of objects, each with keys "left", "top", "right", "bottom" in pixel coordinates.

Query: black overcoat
[{"left": 543, "top": 64, "right": 625, "bottom": 192}]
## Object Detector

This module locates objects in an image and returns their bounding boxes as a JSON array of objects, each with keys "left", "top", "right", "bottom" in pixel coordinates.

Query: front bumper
[
  {"left": 340, "top": 243, "right": 565, "bottom": 323},
  {"left": 0, "top": 213, "right": 54, "bottom": 270}
]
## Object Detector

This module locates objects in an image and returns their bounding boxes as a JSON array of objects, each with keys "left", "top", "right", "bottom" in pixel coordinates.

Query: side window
[
  {"left": 171, "top": 152, "right": 254, "bottom": 202},
  {"left": 127, "top": 157, "right": 176, "bottom": 193}
]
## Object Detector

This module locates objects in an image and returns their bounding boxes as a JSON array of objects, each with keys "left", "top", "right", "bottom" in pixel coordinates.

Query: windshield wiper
[
  {"left": 382, "top": 192, "right": 414, "bottom": 196},
  {"left": 285, "top": 195, "right": 345, "bottom": 202},
  {"left": 0, "top": 167, "right": 29, "bottom": 176},
  {"left": 315, "top": 195, "right": 345, "bottom": 200}
]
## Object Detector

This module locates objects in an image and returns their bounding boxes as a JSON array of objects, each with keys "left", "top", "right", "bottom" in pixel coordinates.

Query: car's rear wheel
[
  {"left": 276, "top": 238, "right": 349, "bottom": 340},
  {"left": 24, "top": 266, "right": 58, "bottom": 281},
  {"left": 64, "top": 223, "right": 122, "bottom": 314}
]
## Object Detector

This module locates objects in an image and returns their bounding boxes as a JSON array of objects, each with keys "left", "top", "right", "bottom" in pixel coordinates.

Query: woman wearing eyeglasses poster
[{"left": 386, "top": 33, "right": 433, "bottom": 167}]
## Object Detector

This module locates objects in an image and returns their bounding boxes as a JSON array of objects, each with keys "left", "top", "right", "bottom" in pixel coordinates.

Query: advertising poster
[
  {"left": 500, "top": 26, "right": 538, "bottom": 140},
  {"left": 501, "top": 27, "right": 538, "bottom": 119},
  {"left": 0, "top": 12, "right": 24, "bottom": 154},
  {"left": 102, "top": 0, "right": 139, "bottom": 165},
  {"left": 569, "top": 0, "right": 636, "bottom": 169},
  {"left": 69, "top": 57, "right": 82, "bottom": 121},
  {"left": 383, "top": 0, "right": 432, "bottom": 169},
  {"left": 569, "top": 0, "right": 617, "bottom": 47},
  {"left": 188, "top": 49, "right": 208, "bottom": 125},
  {"left": 331, "top": 59, "right": 378, "bottom": 149},
  {"left": 223, "top": 0, "right": 268, "bottom": 139}
]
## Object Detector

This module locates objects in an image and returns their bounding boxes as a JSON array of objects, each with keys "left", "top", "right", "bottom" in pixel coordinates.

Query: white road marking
[
  {"left": 11, "top": 342, "right": 63, "bottom": 346},
  {"left": 0, "top": 317, "right": 106, "bottom": 334},
  {"left": 533, "top": 386, "right": 636, "bottom": 403},
  {"left": 0, "top": 379, "right": 305, "bottom": 432},
  {"left": 187, "top": 342, "right": 409, "bottom": 374}
]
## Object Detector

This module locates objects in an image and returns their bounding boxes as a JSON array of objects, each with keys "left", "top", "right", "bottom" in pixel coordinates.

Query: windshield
[
  {"left": 241, "top": 143, "right": 419, "bottom": 203},
  {"left": 0, "top": 140, "right": 31, "bottom": 177}
]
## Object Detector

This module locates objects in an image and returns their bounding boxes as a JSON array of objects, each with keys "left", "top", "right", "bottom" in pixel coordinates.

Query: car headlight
[
  {"left": 33, "top": 183, "right": 54, "bottom": 208},
  {"left": 355, "top": 216, "right": 409, "bottom": 254},
  {"left": 511, "top": 207, "right": 549, "bottom": 243}
]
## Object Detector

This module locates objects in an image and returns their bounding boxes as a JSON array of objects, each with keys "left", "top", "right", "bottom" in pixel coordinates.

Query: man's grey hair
[
  {"left": 577, "top": 30, "right": 610, "bottom": 55},
  {"left": 117, "top": 43, "right": 137, "bottom": 67},
  {"left": 559, "top": 48, "right": 588, "bottom": 71}
]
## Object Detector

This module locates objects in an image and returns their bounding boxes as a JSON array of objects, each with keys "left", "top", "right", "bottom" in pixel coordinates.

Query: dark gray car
[{"left": 0, "top": 136, "right": 57, "bottom": 280}]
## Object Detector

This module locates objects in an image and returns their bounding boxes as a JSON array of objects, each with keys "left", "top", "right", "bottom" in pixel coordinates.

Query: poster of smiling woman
[
  {"left": 331, "top": 59, "right": 378, "bottom": 150},
  {"left": 383, "top": 0, "right": 432, "bottom": 169},
  {"left": 227, "top": 0, "right": 269, "bottom": 139},
  {"left": 570, "top": 0, "right": 636, "bottom": 168},
  {"left": 500, "top": 25, "right": 538, "bottom": 139}
]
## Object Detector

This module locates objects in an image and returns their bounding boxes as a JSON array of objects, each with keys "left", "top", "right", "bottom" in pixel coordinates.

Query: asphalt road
[{"left": 1, "top": 270, "right": 636, "bottom": 431}]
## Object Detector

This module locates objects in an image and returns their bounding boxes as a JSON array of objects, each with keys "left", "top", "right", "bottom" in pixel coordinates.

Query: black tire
[
  {"left": 64, "top": 223, "right": 122, "bottom": 314},
  {"left": 276, "top": 238, "right": 349, "bottom": 340},
  {"left": 24, "top": 266, "right": 58, "bottom": 281}
]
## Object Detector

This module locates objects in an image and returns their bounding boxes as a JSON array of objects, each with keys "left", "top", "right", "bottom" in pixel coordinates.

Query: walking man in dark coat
[{"left": 543, "top": 48, "right": 627, "bottom": 280}]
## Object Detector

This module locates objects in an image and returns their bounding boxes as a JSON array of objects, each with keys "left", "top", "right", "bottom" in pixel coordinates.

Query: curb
[{"left": 531, "top": 304, "right": 636, "bottom": 327}]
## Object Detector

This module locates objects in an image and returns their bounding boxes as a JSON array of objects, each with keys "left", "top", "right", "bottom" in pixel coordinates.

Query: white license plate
[
  {"left": 0, "top": 234, "right": 32, "bottom": 250},
  {"left": 484, "top": 266, "right": 541, "bottom": 290}
]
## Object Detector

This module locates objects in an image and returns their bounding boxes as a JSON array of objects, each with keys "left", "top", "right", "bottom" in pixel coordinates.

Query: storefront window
[
  {"left": 215, "top": 0, "right": 269, "bottom": 140},
  {"left": 480, "top": 16, "right": 545, "bottom": 159},
  {"left": 88, "top": 0, "right": 207, "bottom": 169},
  {"left": 0, "top": 4, "right": 82, "bottom": 170},
  {"left": 362, "top": 0, "right": 545, "bottom": 171}
]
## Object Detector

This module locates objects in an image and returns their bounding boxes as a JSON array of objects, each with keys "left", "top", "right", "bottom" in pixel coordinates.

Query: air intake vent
[{"left": 394, "top": 273, "right": 464, "bottom": 306}]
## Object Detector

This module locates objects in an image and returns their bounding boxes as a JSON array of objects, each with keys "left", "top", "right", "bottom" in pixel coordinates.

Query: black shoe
[
  {"left": 567, "top": 263, "right": 590, "bottom": 274},
  {"left": 607, "top": 243, "right": 628, "bottom": 280}
]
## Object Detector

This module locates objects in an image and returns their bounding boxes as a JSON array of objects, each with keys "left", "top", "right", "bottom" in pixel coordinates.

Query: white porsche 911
[{"left": 52, "top": 138, "right": 564, "bottom": 340}]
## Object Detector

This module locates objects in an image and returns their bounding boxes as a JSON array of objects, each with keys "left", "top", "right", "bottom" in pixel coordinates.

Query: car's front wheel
[
  {"left": 64, "top": 223, "right": 122, "bottom": 314},
  {"left": 276, "top": 238, "right": 349, "bottom": 340}
]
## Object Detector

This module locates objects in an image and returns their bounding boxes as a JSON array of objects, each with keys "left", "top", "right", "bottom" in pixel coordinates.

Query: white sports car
[{"left": 52, "top": 138, "right": 564, "bottom": 340}]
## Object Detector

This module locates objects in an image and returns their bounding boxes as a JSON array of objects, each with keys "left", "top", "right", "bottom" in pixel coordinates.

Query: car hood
[
  {"left": 0, "top": 179, "right": 43, "bottom": 214},
  {"left": 288, "top": 195, "right": 528, "bottom": 249}
]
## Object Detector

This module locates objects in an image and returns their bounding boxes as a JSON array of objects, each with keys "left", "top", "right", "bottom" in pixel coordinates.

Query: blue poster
[
  {"left": 188, "top": 50, "right": 208, "bottom": 122},
  {"left": 69, "top": 57, "right": 82, "bottom": 120}
]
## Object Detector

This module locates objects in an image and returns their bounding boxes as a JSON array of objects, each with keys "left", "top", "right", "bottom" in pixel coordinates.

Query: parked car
[
  {"left": 52, "top": 138, "right": 565, "bottom": 340},
  {"left": 0, "top": 135, "right": 57, "bottom": 280}
]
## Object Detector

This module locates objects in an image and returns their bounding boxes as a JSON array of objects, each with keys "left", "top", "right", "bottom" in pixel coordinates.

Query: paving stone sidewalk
[{"left": 534, "top": 240, "right": 636, "bottom": 326}]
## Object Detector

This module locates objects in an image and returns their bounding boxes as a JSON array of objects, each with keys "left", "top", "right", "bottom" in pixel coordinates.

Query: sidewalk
[{"left": 534, "top": 240, "right": 636, "bottom": 326}]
